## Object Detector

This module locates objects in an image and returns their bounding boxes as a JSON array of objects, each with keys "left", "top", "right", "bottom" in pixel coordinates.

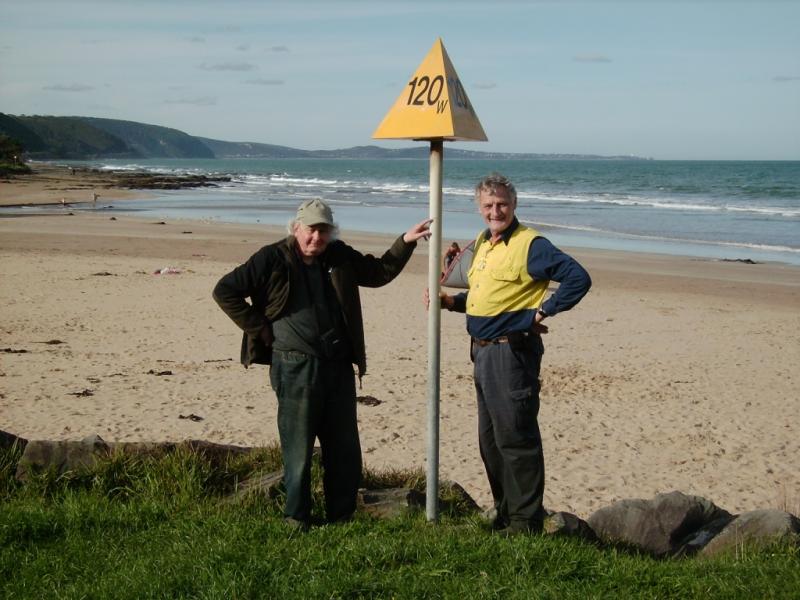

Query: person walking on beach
[
  {"left": 434, "top": 173, "right": 591, "bottom": 536},
  {"left": 213, "top": 198, "right": 431, "bottom": 530}
]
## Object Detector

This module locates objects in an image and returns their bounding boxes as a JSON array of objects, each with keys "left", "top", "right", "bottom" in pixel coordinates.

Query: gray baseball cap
[{"left": 296, "top": 198, "right": 334, "bottom": 227}]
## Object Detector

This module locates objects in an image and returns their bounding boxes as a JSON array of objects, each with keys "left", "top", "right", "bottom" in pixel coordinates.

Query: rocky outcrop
[
  {"left": 14, "top": 434, "right": 253, "bottom": 481},
  {"left": 16, "top": 433, "right": 111, "bottom": 481},
  {"left": 544, "top": 511, "right": 600, "bottom": 545},
  {"left": 2, "top": 430, "right": 797, "bottom": 557},
  {"left": 110, "top": 172, "right": 231, "bottom": 190},
  {"left": 587, "top": 491, "right": 733, "bottom": 557},
  {"left": 700, "top": 510, "right": 800, "bottom": 557}
]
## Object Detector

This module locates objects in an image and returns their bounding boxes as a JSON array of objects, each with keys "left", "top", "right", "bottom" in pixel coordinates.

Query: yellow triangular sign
[{"left": 373, "top": 38, "right": 487, "bottom": 141}]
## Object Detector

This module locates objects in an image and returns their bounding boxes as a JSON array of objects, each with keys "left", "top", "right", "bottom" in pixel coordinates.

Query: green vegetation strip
[{"left": 1, "top": 444, "right": 797, "bottom": 599}]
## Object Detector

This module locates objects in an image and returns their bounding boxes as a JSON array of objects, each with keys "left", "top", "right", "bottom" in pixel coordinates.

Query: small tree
[
  {"left": 0, "top": 134, "right": 31, "bottom": 174},
  {"left": 0, "top": 134, "right": 25, "bottom": 165}
]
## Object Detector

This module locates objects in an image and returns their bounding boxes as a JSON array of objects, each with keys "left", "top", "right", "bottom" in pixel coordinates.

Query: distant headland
[{"left": 0, "top": 113, "right": 650, "bottom": 161}]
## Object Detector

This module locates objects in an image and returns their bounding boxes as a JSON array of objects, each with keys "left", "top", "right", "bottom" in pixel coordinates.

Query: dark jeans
[
  {"left": 269, "top": 349, "right": 361, "bottom": 523},
  {"left": 473, "top": 335, "right": 546, "bottom": 530}
]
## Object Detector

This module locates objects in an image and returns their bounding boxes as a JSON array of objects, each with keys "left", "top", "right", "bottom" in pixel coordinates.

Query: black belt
[
  {"left": 472, "top": 330, "right": 538, "bottom": 347},
  {"left": 472, "top": 336, "right": 511, "bottom": 347}
]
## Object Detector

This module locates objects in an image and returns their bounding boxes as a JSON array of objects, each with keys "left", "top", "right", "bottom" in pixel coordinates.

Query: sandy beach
[{"left": 1, "top": 168, "right": 799, "bottom": 519}]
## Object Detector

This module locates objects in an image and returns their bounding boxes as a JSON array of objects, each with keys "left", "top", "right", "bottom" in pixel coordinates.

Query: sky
[{"left": 1, "top": 0, "right": 798, "bottom": 160}]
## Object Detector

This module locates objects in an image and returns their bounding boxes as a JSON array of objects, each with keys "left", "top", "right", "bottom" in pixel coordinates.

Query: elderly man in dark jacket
[{"left": 214, "top": 198, "right": 431, "bottom": 529}]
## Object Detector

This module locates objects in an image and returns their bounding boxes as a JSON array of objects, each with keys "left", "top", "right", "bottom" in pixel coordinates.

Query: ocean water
[{"left": 19, "top": 158, "right": 800, "bottom": 265}]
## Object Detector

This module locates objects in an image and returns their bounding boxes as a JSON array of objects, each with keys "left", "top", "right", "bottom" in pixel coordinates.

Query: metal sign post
[
  {"left": 373, "top": 39, "right": 486, "bottom": 522},
  {"left": 426, "top": 139, "right": 443, "bottom": 520}
]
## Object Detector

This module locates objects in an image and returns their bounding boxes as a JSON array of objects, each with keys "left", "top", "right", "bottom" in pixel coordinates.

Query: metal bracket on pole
[{"left": 426, "top": 139, "right": 444, "bottom": 522}]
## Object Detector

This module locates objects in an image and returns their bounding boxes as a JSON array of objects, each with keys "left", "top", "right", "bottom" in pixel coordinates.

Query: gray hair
[
  {"left": 475, "top": 172, "right": 517, "bottom": 205},
  {"left": 287, "top": 218, "right": 339, "bottom": 239}
]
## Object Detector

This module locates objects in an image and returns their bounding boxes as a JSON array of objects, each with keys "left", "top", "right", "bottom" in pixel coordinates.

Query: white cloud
[{"left": 773, "top": 75, "right": 800, "bottom": 82}]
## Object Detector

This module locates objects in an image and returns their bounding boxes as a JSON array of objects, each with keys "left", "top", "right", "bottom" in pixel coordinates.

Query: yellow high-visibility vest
[{"left": 466, "top": 225, "right": 549, "bottom": 318}]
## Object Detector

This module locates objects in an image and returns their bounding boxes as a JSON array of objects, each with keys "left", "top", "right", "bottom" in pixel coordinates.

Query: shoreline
[
  {"left": 0, "top": 163, "right": 144, "bottom": 207},
  {"left": 3, "top": 209, "right": 799, "bottom": 285},
  {"left": 0, "top": 163, "right": 228, "bottom": 209},
  {"left": 3, "top": 163, "right": 800, "bottom": 268}
]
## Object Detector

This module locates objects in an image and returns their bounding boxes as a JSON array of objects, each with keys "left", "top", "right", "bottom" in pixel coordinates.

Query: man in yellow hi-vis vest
[{"left": 438, "top": 173, "right": 591, "bottom": 536}]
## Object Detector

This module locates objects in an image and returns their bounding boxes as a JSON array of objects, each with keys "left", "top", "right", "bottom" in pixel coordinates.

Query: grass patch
[{"left": 1, "top": 444, "right": 798, "bottom": 599}]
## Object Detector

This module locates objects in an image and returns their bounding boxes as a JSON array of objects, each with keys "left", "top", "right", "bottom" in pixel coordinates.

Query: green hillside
[
  {"left": 84, "top": 117, "right": 214, "bottom": 158},
  {"left": 196, "top": 137, "right": 309, "bottom": 159},
  {"left": 0, "top": 114, "right": 650, "bottom": 161},
  {"left": 0, "top": 114, "right": 135, "bottom": 159},
  {"left": 0, "top": 114, "right": 213, "bottom": 160},
  {"left": 0, "top": 113, "right": 47, "bottom": 153}
]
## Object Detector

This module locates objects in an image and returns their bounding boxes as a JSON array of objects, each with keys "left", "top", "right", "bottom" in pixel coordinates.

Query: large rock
[
  {"left": 14, "top": 435, "right": 255, "bottom": 482},
  {"left": 701, "top": 509, "right": 800, "bottom": 557},
  {"left": 15, "top": 434, "right": 111, "bottom": 481},
  {"left": 0, "top": 429, "right": 27, "bottom": 452},
  {"left": 673, "top": 515, "right": 733, "bottom": 557},
  {"left": 544, "top": 511, "right": 600, "bottom": 544},
  {"left": 587, "top": 490, "right": 733, "bottom": 557}
]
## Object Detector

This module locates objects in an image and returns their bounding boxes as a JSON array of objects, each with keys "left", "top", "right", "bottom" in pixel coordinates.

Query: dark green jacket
[{"left": 213, "top": 233, "right": 416, "bottom": 377}]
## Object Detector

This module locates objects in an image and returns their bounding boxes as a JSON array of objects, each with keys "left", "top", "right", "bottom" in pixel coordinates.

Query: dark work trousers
[
  {"left": 269, "top": 349, "right": 361, "bottom": 523},
  {"left": 473, "top": 335, "right": 546, "bottom": 530}
]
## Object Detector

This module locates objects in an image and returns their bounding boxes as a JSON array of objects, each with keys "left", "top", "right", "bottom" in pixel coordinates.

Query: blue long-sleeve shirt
[{"left": 451, "top": 219, "right": 591, "bottom": 339}]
